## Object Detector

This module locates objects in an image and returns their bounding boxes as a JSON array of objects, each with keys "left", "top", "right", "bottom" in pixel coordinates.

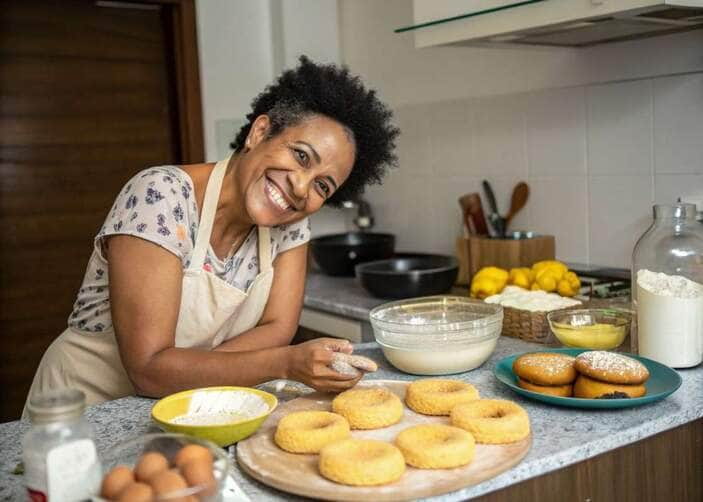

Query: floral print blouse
[{"left": 67, "top": 166, "right": 310, "bottom": 333}]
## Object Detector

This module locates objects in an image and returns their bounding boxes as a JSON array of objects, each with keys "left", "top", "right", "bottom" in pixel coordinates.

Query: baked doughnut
[
  {"left": 450, "top": 399, "right": 530, "bottom": 444},
  {"left": 395, "top": 424, "right": 475, "bottom": 469},
  {"left": 575, "top": 351, "right": 649, "bottom": 385},
  {"left": 319, "top": 439, "right": 405, "bottom": 486},
  {"left": 274, "top": 411, "right": 350, "bottom": 453},
  {"left": 332, "top": 387, "right": 403, "bottom": 429},
  {"left": 405, "top": 379, "right": 479, "bottom": 416},
  {"left": 330, "top": 353, "right": 378, "bottom": 377},
  {"left": 512, "top": 353, "right": 577, "bottom": 385},
  {"left": 573, "top": 374, "right": 646, "bottom": 399},
  {"left": 517, "top": 377, "right": 573, "bottom": 397}
]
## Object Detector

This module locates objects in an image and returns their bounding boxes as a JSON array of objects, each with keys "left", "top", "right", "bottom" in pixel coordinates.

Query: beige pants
[{"left": 22, "top": 327, "right": 135, "bottom": 419}]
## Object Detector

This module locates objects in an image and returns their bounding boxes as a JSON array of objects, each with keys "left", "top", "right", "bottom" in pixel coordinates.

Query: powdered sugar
[
  {"left": 637, "top": 270, "right": 703, "bottom": 298},
  {"left": 170, "top": 390, "right": 269, "bottom": 426},
  {"left": 485, "top": 286, "right": 582, "bottom": 312},
  {"left": 576, "top": 351, "right": 647, "bottom": 378}
]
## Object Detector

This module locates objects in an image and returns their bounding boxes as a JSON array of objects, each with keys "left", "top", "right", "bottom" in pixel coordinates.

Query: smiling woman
[{"left": 23, "top": 57, "right": 399, "bottom": 413}]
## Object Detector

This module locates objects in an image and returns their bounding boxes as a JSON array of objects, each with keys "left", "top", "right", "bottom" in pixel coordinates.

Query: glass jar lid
[{"left": 27, "top": 388, "right": 86, "bottom": 424}]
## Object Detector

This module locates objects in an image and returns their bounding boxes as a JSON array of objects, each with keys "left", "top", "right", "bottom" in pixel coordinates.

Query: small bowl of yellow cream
[{"left": 547, "top": 308, "right": 631, "bottom": 350}]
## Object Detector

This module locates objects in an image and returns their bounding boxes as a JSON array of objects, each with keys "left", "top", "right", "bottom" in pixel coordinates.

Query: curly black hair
[{"left": 231, "top": 56, "right": 399, "bottom": 207}]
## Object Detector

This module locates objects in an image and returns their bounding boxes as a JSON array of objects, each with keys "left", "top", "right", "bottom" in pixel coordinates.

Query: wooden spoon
[{"left": 505, "top": 182, "right": 529, "bottom": 230}]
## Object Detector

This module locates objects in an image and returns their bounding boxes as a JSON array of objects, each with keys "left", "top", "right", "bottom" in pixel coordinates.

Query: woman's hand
[{"left": 285, "top": 338, "right": 362, "bottom": 393}]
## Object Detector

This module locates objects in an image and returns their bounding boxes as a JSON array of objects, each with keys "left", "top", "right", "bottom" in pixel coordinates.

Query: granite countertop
[{"left": 2, "top": 337, "right": 701, "bottom": 501}]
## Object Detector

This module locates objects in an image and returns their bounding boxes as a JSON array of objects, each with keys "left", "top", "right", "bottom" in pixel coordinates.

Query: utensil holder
[{"left": 455, "top": 235, "right": 556, "bottom": 284}]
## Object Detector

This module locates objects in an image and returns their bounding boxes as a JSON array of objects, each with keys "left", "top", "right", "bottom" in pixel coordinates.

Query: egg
[
  {"left": 100, "top": 465, "right": 134, "bottom": 500},
  {"left": 181, "top": 458, "right": 216, "bottom": 496},
  {"left": 134, "top": 452, "right": 169, "bottom": 482},
  {"left": 149, "top": 469, "right": 189, "bottom": 501},
  {"left": 117, "top": 482, "right": 154, "bottom": 502},
  {"left": 174, "top": 444, "right": 212, "bottom": 468}
]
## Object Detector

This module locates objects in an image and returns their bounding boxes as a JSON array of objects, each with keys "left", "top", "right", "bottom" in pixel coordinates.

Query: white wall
[
  {"left": 196, "top": 0, "right": 347, "bottom": 237},
  {"left": 338, "top": 0, "right": 703, "bottom": 268}
]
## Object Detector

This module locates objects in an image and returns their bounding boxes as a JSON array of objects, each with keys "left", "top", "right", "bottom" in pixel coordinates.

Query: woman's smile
[{"left": 264, "top": 176, "right": 295, "bottom": 213}]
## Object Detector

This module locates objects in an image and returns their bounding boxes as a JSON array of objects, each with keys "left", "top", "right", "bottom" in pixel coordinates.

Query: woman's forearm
[
  {"left": 213, "top": 321, "right": 296, "bottom": 353},
  {"left": 128, "top": 345, "right": 291, "bottom": 397}
]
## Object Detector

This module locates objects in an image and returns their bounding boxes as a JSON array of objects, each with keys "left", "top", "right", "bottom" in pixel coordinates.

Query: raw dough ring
[
  {"left": 395, "top": 424, "right": 475, "bottom": 469},
  {"left": 332, "top": 387, "right": 403, "bottom": 429},
  {"left": 319, "top": 439, "right": 406, "bottom": 486},
  {"left": 450, "top": 399, "right": 530, "bottom": 444},
  {"left": 405, "top": 379, "right": 479, "bottom": 416},
  {"left": 274, "top": 411, "right": 350, "bottom": 453}
]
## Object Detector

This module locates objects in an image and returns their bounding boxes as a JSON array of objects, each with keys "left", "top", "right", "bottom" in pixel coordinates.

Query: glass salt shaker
[
  {"left": 632, "top": 203, "right": 703, "bottom": 367},
  {"left": 22, "top": 388, "right": 102, "bottom": 501}
]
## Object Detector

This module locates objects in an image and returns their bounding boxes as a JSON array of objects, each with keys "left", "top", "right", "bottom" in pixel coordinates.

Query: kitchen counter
[
  {"left": 1, "top": 337, "right": 701, "bottom": 501},
  {"left": 304, "top": 271, "right": 386, "bottom": 322}
]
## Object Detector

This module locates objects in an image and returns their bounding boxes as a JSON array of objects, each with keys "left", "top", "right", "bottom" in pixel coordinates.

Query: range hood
[{"left": 399, "top": 0, "right": 703, "bottom": 48}]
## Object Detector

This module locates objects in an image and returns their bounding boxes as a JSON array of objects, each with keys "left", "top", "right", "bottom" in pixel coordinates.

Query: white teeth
[{"left": 266, "top": 181, "right": 291, "bottom": 211}]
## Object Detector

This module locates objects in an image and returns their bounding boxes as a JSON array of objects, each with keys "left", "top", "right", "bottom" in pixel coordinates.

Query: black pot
[
  {"left": 355, "top": 254, "right": 459, "bottom": 299},
  {"left": 310, "top": 232, "right": 395, "bottom": 276}
]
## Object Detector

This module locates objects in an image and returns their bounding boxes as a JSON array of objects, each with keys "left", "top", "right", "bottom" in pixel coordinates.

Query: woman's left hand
[{"left": 284, "top": 338, "right": 362, "bottom": 393}]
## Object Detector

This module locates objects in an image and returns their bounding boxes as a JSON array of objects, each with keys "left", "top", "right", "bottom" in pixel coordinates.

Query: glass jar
[
  {"left": 22, "top": 388, "right": 102, "bottom": 501},
  {"left": 632, "top": 203, "right": 703, "bottom": 367}
]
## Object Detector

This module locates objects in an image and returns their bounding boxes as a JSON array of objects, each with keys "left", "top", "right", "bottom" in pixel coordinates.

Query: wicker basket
[{"left": 501, "top": 303, "right": 586, "bottom": 345}]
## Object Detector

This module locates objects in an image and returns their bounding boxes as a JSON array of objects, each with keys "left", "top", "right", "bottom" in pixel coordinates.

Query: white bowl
[{"left": 369, "top": 296, "right": 503, "bottom": 375}]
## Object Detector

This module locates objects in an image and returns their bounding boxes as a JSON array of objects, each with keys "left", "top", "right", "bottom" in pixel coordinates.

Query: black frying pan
[
  {"left": 310, "top": 232, "right": 395, "bottom": 276},
  {"left": 355, "top": 254, "right": 458, "bottom": 299}
]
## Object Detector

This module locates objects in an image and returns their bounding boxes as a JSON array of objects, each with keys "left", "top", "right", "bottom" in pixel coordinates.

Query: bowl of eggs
[
  {"left": 151, "top": 386, "right": 278, "bottom": 447},
  {"left": 99, "top": 432, "right": 230, "bottom": 501}
]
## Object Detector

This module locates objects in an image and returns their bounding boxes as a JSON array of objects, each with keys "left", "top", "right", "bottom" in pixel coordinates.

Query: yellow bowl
[{"left": 151, "top": 386, "right": 277, "bottom": 447}]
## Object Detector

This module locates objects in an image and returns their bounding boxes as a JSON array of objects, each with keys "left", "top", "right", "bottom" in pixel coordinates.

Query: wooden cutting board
[{"left": 237, "top": 380, "right": 531, "bottom": 501}]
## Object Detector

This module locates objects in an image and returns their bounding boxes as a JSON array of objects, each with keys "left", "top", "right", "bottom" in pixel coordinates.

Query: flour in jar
[{"left": 636, "top": 269, "right": 703, "bottom": 368}]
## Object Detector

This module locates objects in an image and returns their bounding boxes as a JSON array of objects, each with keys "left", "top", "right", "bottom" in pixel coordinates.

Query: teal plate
[{"left": 494, "top": 348, "right": 682, "bottom": 409}]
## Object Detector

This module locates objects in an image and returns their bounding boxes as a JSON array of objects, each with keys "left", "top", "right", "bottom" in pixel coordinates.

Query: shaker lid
[{"left": 27, "top": 388, "right": 86, "bottom": 424}]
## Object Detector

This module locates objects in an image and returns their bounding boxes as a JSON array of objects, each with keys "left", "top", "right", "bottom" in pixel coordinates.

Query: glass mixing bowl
[
  {"left": 369, "top": 296, "right": 503, "bottom": 375},
  {"left": 547, "top": 308, "right": 631, "bottom": 350},
  {"left": 98, "top": 432, "right": 231, "bottom": 501}
]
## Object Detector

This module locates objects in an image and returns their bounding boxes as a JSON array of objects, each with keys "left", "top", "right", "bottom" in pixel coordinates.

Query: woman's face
[{"left": 238, "top": 114, "right": 356, "bottom": 227}]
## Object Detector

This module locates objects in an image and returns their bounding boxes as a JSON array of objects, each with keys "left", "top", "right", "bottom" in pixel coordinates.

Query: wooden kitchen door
[{"left": 0, "top": 0, "right": 203, "bottom": 420}]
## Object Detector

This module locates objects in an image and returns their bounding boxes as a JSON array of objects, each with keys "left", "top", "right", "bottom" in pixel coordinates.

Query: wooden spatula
[
  {"left": 505, "top": 182, "right": 529, "bottom": 230},
  {"left": 459, "top": 193, "right": 489, "bottom": 236}
]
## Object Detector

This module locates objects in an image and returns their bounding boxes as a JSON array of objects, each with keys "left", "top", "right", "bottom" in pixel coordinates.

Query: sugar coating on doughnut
[
  {"left": 330, "top": 353, "right": 379, "bottom": 377},
  {"left": 405, "top": 379, "right": 480, "bottom": 416},
  {"left": 319, "top": 439, "right": 405, "bottom": 486},
  {"left": 332, "top": 387, "right": 403, "bottom": 429},
  {"left": 274, "top": 411, "right": 350, "bottom": 453},
  {"left": 450, "top": 399, "right": 530, "bottom": 444},
  {"left": 575, "top": 351, "right": 649, "bottom": 384},
  {"left": 512, "top": 353, "right": 577, "bottom": 385},
  {"left": 395, "top": 424, "right": 475, "bottom": 469}
]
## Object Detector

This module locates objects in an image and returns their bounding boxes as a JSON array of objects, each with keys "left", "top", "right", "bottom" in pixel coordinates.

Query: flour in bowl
[{"left": 170, "top": 390, "right": 269, "bottom": 426}]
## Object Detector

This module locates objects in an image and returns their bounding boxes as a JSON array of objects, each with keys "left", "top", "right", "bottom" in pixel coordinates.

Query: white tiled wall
[{"left": 366, "top": 72, "right": 703, "bottom": 269}]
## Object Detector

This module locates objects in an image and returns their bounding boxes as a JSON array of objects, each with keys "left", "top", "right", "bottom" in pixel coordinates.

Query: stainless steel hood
[{"left": 401, "top": 1, "right": 703, "bottom": 48}]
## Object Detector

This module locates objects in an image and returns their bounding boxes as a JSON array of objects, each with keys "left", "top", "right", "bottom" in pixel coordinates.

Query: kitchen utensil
[
  {"left": 310, "top": 232, "right": 395, "bottom": 276},
  {"left": 355, "top": 254, "right": 458, "bottom": 299},
  {"left": 505, "top": 182, "right": 529, "bottom": 230},
  {"left": 458, "top": 193, "right": 489, "bottom": 236},
  {"left": 237, "top": 380, "right": 530, "bottom": 501},
  {"left": 369, "top": 296, "right": 503, "bottom": 374},
  {"left": 99, "top": 433, "right": 231, "bottom": 500},
  {"left": 465, "top": 234, "right": 555, "bottom": 281},
  {"left": 494, "top": 349, "right": 682, "bottom": 409},
  {"left": 151, "top": 386, "right": 277, "bottom": 447},
  {"left": 482, "top": 180, "right": 506, "bottom": 237},
  {"left": 547, "top": 308, "right": 630, "bottom": 350}
]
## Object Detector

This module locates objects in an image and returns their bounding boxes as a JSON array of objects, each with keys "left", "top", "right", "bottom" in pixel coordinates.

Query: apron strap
[
  {"left": 257, "top": 226, "right": 272, "bottom": 272},
  {"left": 189, "top": 156, "right": 230, "bottom": 270}
]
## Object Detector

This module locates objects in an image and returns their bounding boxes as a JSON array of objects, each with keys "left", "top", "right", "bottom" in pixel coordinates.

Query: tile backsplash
[{"left": 362, "top": 72, "right": 703, "bottom": 269}]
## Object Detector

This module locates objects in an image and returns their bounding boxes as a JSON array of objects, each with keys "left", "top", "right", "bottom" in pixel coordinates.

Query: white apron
[{"left": 24, "top": 157, "right": 274, "bottom": 415}]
